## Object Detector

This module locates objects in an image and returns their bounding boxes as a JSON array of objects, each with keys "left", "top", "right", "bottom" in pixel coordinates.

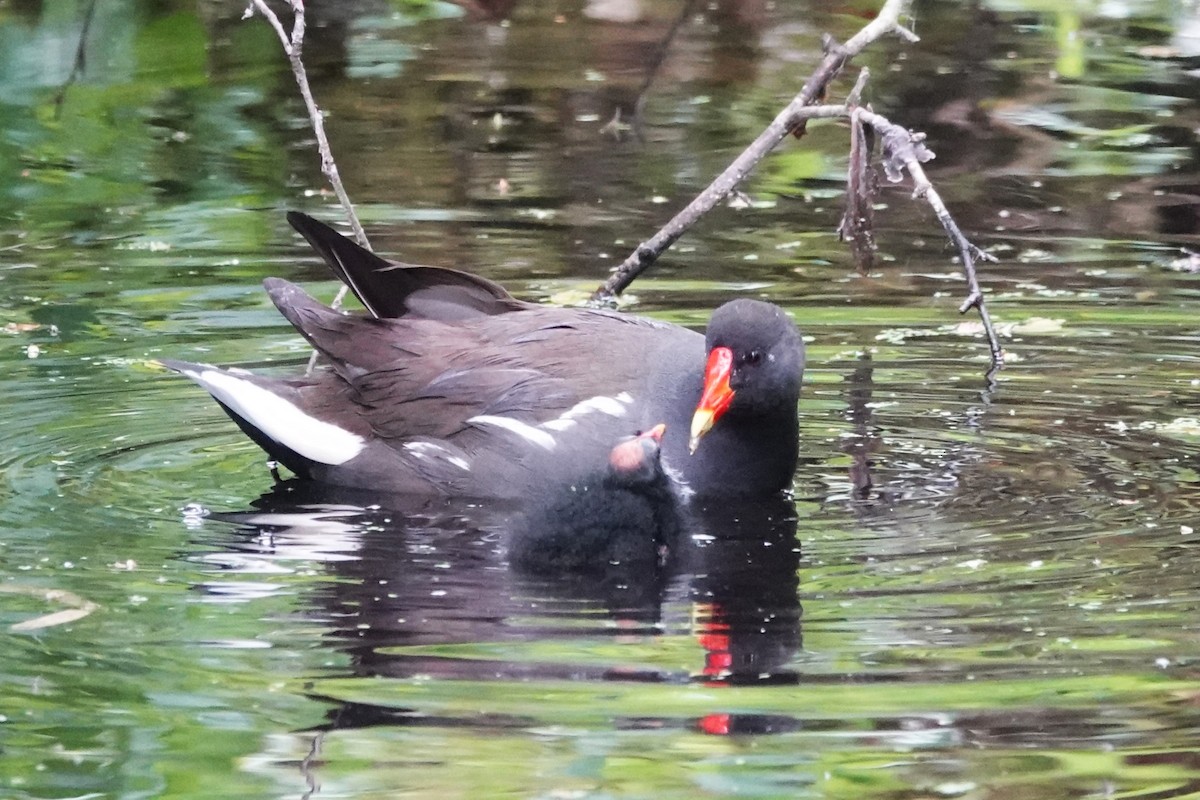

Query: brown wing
[{"left": 264, "top": 278, "right": 689, "bottom": 451}]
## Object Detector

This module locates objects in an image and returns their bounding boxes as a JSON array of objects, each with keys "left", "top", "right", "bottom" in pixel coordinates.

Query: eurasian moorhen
[{"left": 163, "top": 212, "right": 805, "bottom": 498}]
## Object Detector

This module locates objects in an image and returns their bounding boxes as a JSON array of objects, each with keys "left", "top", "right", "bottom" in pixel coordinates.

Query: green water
[{"left": 2, "top": 0, "right": 1200, "bottom": 797}]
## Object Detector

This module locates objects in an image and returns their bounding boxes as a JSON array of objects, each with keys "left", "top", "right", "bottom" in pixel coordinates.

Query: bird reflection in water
[{"left": 192, "top": 466, "right": 802, "bottom": 735}]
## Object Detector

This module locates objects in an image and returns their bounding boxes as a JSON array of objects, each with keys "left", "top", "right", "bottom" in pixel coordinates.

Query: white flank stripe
[
  {"left": 565, "top": 395, "right": 628, "bottom": 418},
  {"left": 541, "top": 393, "right": 632, "bottom": 432},
  {"left": 403, "top": 441, "right": 471, "bottom": 471},
  {"left": 468, "top": 415, "right": 557, "bottom": 451},
  {"left": 189, "top": 369, "right": 365, "bottom": 465}
]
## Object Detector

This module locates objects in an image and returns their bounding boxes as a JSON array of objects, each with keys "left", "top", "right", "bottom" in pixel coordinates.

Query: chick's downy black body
[{"left": 509, "top": 425, "right": 680, "bottom": 574}]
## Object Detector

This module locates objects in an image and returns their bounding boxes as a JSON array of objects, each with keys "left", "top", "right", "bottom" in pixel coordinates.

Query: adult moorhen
[{"left": 162, "top": 212, "right": 805, "bottom": 498}]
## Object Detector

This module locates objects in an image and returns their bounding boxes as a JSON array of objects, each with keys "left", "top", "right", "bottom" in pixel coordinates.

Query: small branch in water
[
  {"left": 51, "top": 0, "right": 99, "bottom": 120},
  {"left": 855, "top": 107, "right": 1003, "bottom": 366},
  {"left": 3, "top": 584, "right": 99, "bottom": 632},
  {"left": 590, "top": 0, "right": 913, "bottom": 302}
]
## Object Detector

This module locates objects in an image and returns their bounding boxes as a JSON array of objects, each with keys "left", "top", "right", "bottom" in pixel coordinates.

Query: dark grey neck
[{"left": 669, "top": 406, "right": 799, "bottom": 497}]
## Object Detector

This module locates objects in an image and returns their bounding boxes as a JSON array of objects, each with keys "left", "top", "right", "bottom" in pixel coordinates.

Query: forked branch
[
  {"left": 855, "top": 107, "right": 1003, "bottom": 365},
  {"left": 590, "top": 0, "right": 914, "bottom": 303},
  {"left": 589, "top": 0, "right": 1003, "bottom": 369}
]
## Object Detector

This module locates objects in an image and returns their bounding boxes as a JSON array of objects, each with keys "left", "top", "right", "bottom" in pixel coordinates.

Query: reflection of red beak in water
[
  {"left": 694, "top": 601, "right": 732, "bottom": 680},
  {"left": 689, "top": 347, "right": 735, "bottom": 454},
  {"left": 695, "top": 601, "right": 733, "bottom": 735},
  {"left": 698, "top": 712, "right": 733, "bottom": 736}
]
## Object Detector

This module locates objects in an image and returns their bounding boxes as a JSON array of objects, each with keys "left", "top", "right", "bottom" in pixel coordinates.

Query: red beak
[{"left": 689, "top": 347, "right": 735, "bottom": 453}]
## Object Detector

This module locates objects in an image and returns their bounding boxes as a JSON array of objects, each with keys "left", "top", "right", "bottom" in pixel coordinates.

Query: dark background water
[{"left": 2, "top": 0, "right": 1200, "bottom": 797}]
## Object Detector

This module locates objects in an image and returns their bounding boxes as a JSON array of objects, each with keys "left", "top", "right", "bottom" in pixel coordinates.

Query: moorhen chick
[{"left": 508, "top": 423, "right": 680, "bottom": 573}]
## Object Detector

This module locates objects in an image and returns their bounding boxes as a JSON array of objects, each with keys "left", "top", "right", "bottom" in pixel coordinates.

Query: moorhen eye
[{"left": 743, "top": 349, "right": 764, "bottom": 366}]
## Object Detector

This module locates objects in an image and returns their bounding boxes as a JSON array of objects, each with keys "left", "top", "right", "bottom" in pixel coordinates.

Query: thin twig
[
  {"left": 855, "top": 107, "right": 1003, "bottom": 365},
  {"left": 245, "top": 0, "right": 360, "bottom": 376},
  {"left": 51, "top": 0, "right": 98, "bottom": 120},
  {"left": 3, "top": 584, "right": 99, "bottom": 632},
  {"left": 244, "top": 0, "right": 365, "bottom": 301},
  {"left": 590, "top": 0, "right": 913, "bottom": 302}
]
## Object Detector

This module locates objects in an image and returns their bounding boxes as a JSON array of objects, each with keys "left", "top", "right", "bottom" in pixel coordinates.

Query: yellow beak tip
[{"left": 688, "top": 410, "right": 715, "bottom": 455}]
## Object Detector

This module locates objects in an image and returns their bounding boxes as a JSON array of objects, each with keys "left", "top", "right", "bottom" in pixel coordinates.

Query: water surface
[{"left": 2, "top": 0, "right": 1200, "bottom": 797}]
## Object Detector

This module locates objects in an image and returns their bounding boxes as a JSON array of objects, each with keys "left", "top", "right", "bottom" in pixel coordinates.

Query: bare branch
[
  {"left": 591, "top": 0, "right": 914, "bottom": 302},
  {"left": 245, "top": 0, "right": 369, "bottom": 259},
  {"left": 51, "top": 0, "right": 99, "bottom": 119},
  {"left": 246, "top": 0, "right": 358, "bottom": 372},
  {"left": 855, "top": 107, "right": 1004, "bottom": 365}
]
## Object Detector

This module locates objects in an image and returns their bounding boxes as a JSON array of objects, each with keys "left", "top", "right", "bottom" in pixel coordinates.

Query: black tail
[
  {"left": 286, "top": 211, "right": 521, "bottom": 322},
  {"left": 287, "top": 211, "right": 398, "bottom": 318}
]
